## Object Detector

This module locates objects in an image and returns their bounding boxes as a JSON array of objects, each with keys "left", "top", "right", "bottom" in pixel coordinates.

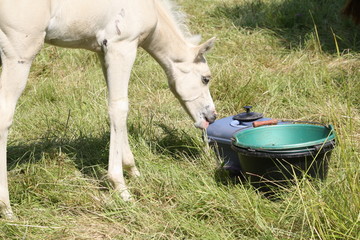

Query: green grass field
[{"left": 1, "top": 0, "right": 359, "bottom": 239}]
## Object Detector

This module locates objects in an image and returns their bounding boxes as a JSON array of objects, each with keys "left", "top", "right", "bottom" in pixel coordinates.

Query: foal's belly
[{"left": 45, "top": 0, "right": 113, "bottom": 51}]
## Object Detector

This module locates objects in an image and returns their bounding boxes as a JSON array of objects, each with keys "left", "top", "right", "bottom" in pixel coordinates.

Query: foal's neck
[{"left": 142, "top": 0, "right": 194, "bottom": 73}]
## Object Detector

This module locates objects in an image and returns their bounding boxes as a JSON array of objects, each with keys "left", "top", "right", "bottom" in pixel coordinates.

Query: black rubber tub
[{"left": 231, "top": 124, "right": 336, "bottom": 189}]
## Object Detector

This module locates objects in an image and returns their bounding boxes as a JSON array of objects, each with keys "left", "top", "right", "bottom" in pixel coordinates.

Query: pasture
[{"left": 1, "top": 0, "right": 359, "bottom": 239}]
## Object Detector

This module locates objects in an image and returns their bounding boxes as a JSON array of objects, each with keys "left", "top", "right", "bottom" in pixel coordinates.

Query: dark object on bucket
[
  {"left": 231, "top": 124, "right": 336, "bottom": 189},
  {"left": 206, "top": 106, "right": 276, "bottom": 177}
]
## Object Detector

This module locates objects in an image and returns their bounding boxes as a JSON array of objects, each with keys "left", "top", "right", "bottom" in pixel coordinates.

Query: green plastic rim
[{"left": 232, "top": 124, "right": 336, "bottom": 151}]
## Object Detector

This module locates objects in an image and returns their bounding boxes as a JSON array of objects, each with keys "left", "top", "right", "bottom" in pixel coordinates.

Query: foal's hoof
[
  {"left": 120, "top": 189, "right": 133, "bottom": 202},
  {"left": 1, "top": 209, "right": 17, "bottom": 221}
]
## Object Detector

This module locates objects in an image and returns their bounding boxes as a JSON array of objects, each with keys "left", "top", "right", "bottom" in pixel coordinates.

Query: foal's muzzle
[{"left": 194, "top": 110, "right": 217, "bottom": 129}]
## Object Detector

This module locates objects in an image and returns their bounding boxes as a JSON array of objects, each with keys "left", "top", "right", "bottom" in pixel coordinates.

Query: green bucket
[{"left": 231, "top": 124, "right": 336, "bottom": 188}]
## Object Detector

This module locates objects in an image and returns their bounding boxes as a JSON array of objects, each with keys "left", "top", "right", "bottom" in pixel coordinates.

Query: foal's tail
[{"left": 343, "top": 0, "right": 360, "bottom": 24}]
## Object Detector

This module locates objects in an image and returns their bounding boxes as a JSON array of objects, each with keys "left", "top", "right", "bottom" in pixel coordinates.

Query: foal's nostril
[
  {"left": 213, "top": 111, "right": 217, "bottom": 120},
  {"left": 205, "top": 113, "right": 217, "bottom": 124}
]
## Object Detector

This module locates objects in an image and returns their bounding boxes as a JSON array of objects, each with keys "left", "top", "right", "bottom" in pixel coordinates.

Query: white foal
[{"left": 0, "top": 0, "right": 216, "bottom": 219}]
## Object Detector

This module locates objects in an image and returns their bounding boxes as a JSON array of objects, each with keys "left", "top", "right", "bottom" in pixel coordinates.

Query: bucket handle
[{"left": 253, "top": 119, "right": 333, "bottom": 129}]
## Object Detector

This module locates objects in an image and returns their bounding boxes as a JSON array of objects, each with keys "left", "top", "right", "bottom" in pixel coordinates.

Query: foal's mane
[{"left": 156, "top": 0, "right": 201, "bottom": 44}]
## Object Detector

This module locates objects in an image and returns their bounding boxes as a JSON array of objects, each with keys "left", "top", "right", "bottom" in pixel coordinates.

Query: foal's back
[{"left": 0, "top": 0, "right": 158, "bottom": 52}]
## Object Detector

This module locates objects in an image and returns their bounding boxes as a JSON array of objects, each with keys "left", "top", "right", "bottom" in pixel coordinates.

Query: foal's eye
[{"left": 201, "top": 76, "right": 211, "bottom": 85}]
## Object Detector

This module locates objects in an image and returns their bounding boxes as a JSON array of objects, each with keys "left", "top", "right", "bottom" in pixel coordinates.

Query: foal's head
[{"left": 168, "top": 37, "right": 217, "bottom": 129}]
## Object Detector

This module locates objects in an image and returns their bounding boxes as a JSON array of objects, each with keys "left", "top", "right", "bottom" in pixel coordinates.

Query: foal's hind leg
[{"left": 0, "top": 31, "right": 45, "bottom": 219}]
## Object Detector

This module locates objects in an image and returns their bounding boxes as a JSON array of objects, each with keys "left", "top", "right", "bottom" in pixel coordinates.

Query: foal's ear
[{"left": 195, "top": 37, "right": 216, "bottom": 62}]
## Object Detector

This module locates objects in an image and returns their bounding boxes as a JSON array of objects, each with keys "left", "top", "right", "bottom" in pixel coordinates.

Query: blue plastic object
[{"left": 206, "top": 106, "right": 272, "bottom": 174}]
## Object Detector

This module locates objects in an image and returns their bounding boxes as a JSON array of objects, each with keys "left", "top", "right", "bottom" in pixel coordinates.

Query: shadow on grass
[
  {"left": 127, "top": 116, "right": 204, "bottom": 160},
  {"left": 7, "top": 123, "right": 203, "bottom": 176},
  {"left": 7, "top": 134, "right": 109, "bottom": 176},
  {"left": 153, "top": 123, "right": 203, "bottom": 160},
  {"left": 212, "top": 0, "right": 360, "bottom": 52}
]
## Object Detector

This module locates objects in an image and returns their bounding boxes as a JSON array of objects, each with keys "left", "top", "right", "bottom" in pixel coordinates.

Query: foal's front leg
[
  {"left": 101, "top": 40, "right": 139, "bottom": 201},
  {"left": 0, "top": 27, "right": 45, "bottom": 218},
  {"left": 0, "top": 59, "right": 33, "bottom": 219}
]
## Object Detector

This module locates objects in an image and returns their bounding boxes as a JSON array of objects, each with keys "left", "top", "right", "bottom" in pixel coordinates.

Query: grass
[{"left": 1, "top": 0, "right": 360, "bottom": 239}]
